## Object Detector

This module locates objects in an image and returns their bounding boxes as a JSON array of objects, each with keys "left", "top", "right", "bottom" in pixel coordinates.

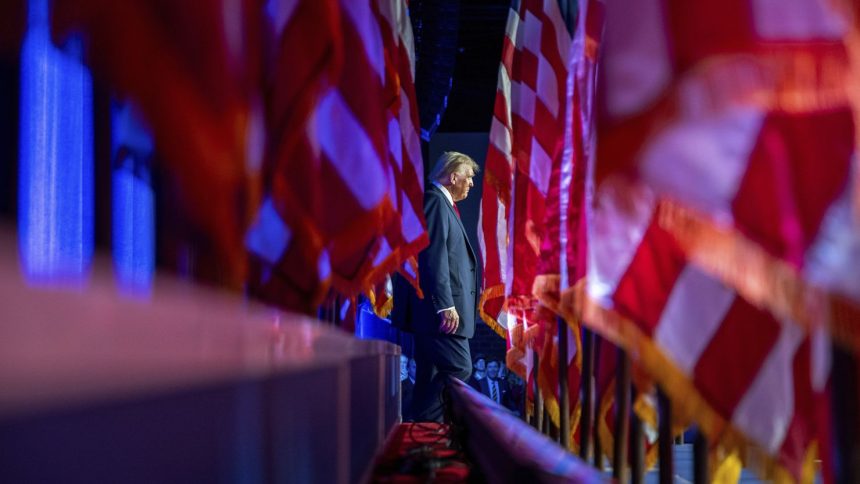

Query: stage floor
[{"left": 370, "top": 423, "right": 472, "bottom": 482}]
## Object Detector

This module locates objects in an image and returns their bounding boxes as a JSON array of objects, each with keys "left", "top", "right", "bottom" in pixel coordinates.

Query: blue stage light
[
  {"left": 18, "top": 0, "right": 94, "bottom": 285},
  {"left": 112, "top": 166, "right": 155, "bottom": 295},
  {"left": 111, "top": 103, "right": 155, "bottom": 296}
]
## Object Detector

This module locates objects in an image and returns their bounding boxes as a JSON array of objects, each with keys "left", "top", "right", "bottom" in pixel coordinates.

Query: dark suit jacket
[
  {"left": 401, "top": 378, "right": 415, "bottom": 420},
  {"left": 400, "top": 183, "right": 478, "bottom": 338},
  {"left": 478, "top": 377, "right": 513, "bottom": 410},
  {"left": 467, "top": 374, "right": 484, "bottom": 391}
]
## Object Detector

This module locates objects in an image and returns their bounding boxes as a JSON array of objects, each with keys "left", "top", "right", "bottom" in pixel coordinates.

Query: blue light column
[
  {"left": 111, "top": 102, "right": 155, "bottom": 295},
  {"left": 18, "top": 0, "right": 94, "bottom": 284}
]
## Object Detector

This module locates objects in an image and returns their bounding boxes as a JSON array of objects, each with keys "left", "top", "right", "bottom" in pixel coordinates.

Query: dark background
[{"left": 436, "top": 0, "right": 509, "bottom": 134}]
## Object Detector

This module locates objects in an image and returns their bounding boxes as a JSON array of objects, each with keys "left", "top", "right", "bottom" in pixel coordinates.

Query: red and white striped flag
[
  {"left": 584, "top": 0, "right": 854, "bottom": 479},
  {"left": 478, "top": 0, "right": 582, "bottom": 432},
  {"left": 246, "top": 0, "right": 340, "bottom": 312},
  {"left": 595, "top": 0, "right": 860, "bottom": 346},
  {"left": 248, "top": 0, "right": 426, "bottom": 314},
  {"left": 530, "top": 0, "right": 605, "bottom": 447},
  {"left": 478, "top": 0, "right": 519, "bottom": 341},
  {"left": 577, "top": 1, "right": 857, "bottom": 476},
  {"left": 367, "top": 0, "right": 428, "bottom": 316},
  {"left": 478, "top": 0, "right": 574, "bottom": 361},
  {"left": 585, "top": 178, "right": 832, "bottom": 480}
]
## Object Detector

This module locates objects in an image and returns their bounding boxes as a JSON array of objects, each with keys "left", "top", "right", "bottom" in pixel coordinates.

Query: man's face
[
  {"left": 408, "top": 359, "right": 416, "bottom": 380},
  {"left": 448, "top": 166, "right": 475, "bottom": 202},
  {"left": 487, "top": 361, "right": 500, "bottom": 379},
  {"left": 474, "top": 358, "right": 486, "bottom": 371},
  {"left": 400, "top": 355, "right": 408, "bottom": 380}
]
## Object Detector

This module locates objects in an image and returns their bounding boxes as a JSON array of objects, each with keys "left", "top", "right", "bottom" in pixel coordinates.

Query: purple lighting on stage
[{"left": 18, "top": 0, "right": 94, "bottom": 284}]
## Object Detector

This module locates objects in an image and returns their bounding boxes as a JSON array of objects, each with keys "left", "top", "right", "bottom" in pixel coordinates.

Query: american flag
[
  {"left": 581, "top": 0, "right": 857, "bottom": 478},
  {"left": 478, "top": 0, "right": 578, "bottom": 430},
  {"left": 248, "top": 0, "right": 427, "bottom": 314},
  {"left": 367, "top": 0, "right": 428, "bottom": 315},
  {"left": 478, "top": 0, "right": 574, "bottom": 342},
  {"left": 248, "top": 0, "right": 339, "bottom": 313},
  {"left": 531, "top": 0, "right": 607, "bottom": 451},
  {"left": 586, "top": 178, "right": 832, "bottom": 480},
  {"left": 478, "top": 0, "right": 519, "bottom": 341},
  {"left": 595, "top": 0, "right": 860, "bottom": 341}
]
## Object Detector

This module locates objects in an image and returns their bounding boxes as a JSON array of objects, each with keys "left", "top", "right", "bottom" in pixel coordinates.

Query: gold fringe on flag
[
  {"left": 366, "top": 285, "right": 394, "bottom": 319},
  {"left": 535, "top": 309, "right": 584, "bottom": 452},
  {"left": 478, "top": 284, "right": 508, "bottom": 338},
  {"left": 574, "top": 283, "right": 819, "bottom": 484},
  {"left": 506, "top": 322, "right": 529, "bottom": 379},
  {"left": 657, "top": 199, "right": 860, "bottom": 354},
  {"left": 595, "top": 379, "right": 661, "bottom": 471},
  {"left": 711, "top": 450, "right": 743, "bottom": 484},
  {"left": 537, "top": 365, "right": 583, "bottom": 452}
]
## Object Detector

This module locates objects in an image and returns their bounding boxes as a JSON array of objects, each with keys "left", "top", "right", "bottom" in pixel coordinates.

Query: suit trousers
[{"left": 411, "top": 332, "right": 472, "bottom": 422}]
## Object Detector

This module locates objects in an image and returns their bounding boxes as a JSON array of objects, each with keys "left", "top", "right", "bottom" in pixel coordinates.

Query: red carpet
[{"left": 369, "top": 423, "right": 472, "bottom": 482}]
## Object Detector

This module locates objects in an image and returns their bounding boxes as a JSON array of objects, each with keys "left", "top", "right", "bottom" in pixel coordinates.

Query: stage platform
[{"left": 0, "top": 240, "right": 401, "bottom": 483}]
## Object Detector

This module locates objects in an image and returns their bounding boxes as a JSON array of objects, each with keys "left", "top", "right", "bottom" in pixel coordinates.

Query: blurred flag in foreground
[
  {"left": 580, "top": 0, "right": 853, "bottom": 479},
  {"left": 53, "top": 0, "right": 427, "bottom": 313},
  {"left": 248, "top": 0, "right": 427, "bottom": 314}
]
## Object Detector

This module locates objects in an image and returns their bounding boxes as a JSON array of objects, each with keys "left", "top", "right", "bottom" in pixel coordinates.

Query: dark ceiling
[{"left": 433, "top": 0, "right": 510, "bottom": 133}]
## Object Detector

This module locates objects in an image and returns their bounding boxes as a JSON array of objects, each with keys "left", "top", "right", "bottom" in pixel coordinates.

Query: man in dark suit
[
  {"left": 410, "top": 151, "right": 480, "bottom": 422},
  {"left": 467, "top": 354, "right": 487, "bottom": 391},
  {"left": 478, "top": 359, "right": 513, "bottom": 411},
  {"left": 400, "top": 355, "right": 415, "bottom": 421}
]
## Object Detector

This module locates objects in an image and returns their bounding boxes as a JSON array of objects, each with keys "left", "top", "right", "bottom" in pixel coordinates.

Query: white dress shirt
[{"left": 432, "top": 181, "right": 454, "bottom": 206}]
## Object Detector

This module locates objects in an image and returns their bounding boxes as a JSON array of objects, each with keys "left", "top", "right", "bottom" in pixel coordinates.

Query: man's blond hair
[{"left": 429, "top": 151, "right": 480, "bottom": 183}]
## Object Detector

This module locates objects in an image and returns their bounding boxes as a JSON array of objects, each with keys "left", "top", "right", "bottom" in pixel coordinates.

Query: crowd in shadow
[{"left": 401, "top": 353, "right": 525, "bottom": 420}]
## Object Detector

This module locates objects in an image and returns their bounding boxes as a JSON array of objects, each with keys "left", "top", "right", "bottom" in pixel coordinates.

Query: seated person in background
[
  {"left": 400, "top": 354, "right": 409, "bottom": 381},
  {"left": 400, "top": 355, "right": 415, "bottom": 420},
  {"left": 505, "top": 371, "right": 525, "bottom": 417},
  {"left": 467, "top": 354, "right": 487, "bottom": 390},
  {"left": 478, "top": 359, "right": 514, "bottom": 410}
]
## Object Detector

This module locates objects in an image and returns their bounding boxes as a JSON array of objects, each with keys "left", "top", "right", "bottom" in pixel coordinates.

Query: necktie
[
  {"left": 491, "top": 380, "right": 498, "bottom": 403},
  {"left": 453, "top": 203, "right": 461, "bottom": 218}
]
